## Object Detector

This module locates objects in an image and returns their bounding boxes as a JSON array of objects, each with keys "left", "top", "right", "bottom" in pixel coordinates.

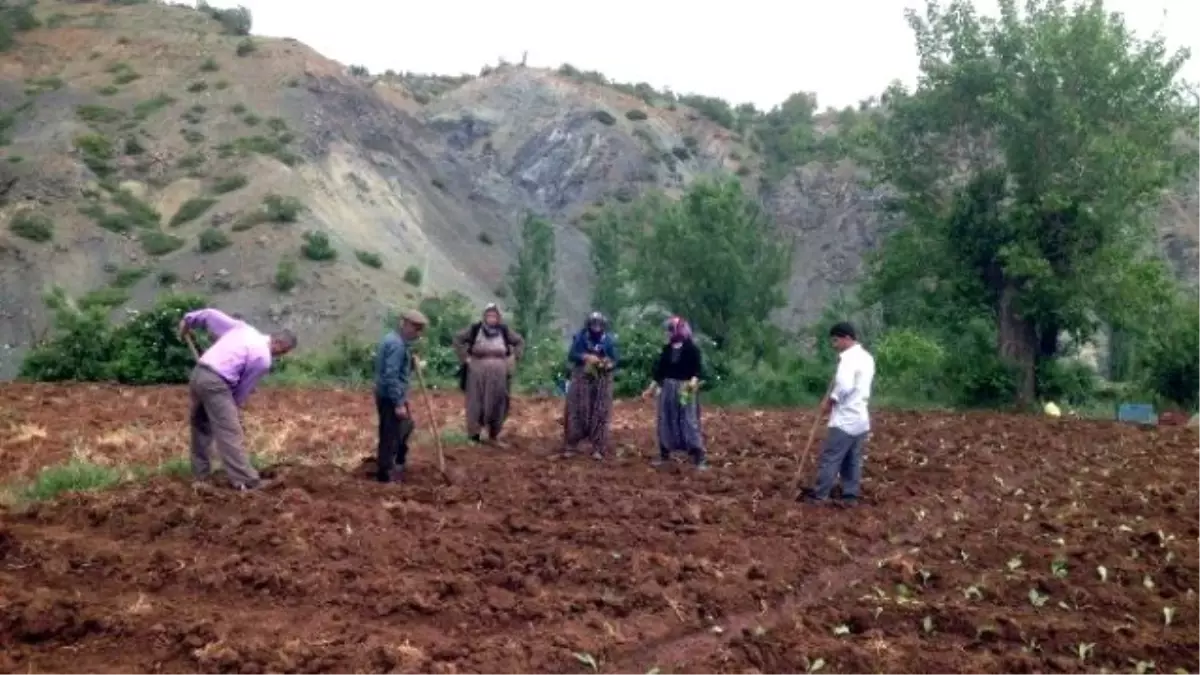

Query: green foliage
[
  {"left": 197, "top": 1, "right": 252, "bottom": 36},
  {"left": 111, "top": 266, "right": 150, "bottom": 288},
  {"left": 133, "top": 94, "right": 176, "bottom": 120},
  {"left": 873, "top": 329, "right": 946, "bottom": 403},
  {"left": 0, "top": 1, "right": 38, "bottom": 53},
  {"left": 588, "top": 207, "right": 627, "bottom": 320},
  {"left": 624, "top": 109, "right": 648, "bottom": 122},
  {"left": 20, "top": 460, "right": 124, "bottom": 502},
  {"left": 867, "top": 0, "right": 1195, "bottom": 405},
  {"left": 199, "top": 57, "right": 220, "bottom": 72},
  {"left": 77, "top": 104, "right": 124, "bottom": 125},
  {"left": 112, "top": 190, "right": 161, "bottom": 227},
  {"left": 629, "top": 178, "right": 790, "bottom": 350},
  {"left": 170, "top": 197, "right": 217, "bottom": 226},
  {"left": 228, "top": 135, "right": 299, "bottom": 166},
  {"left": 139, "top": 230, "right": 184, "bottom": 256},
  {"left": 1138, "top": 292, "right": 1199, "bottom": 409},
  {"left": 20, "top": 292, "right": 209, "bottom": 385},
  {"left": 213, "top": 173, "right": 248, "bottom": 194},
  {"left": 235, "top": 38, "right": 256, "bottom": 57},
  {"left": 591, "top": 110, "right": 616, "bottom": 126},
  {"left": 301, "top": 231, "right": 336, "bottom": 261},
  {"left": 274, "top": 258, "right": 298, "bottom": 292},
  {"left": 507, "top": 213, "right": 556, "bottom": 340},
  {"left": 9, "top": 210, "right": 52, "bottom": 242},
  {"left": 234, "top": 193, "right": 302, "bottom": 230},
  {"left": 678, "top": 94, "right": 735, "bottom": 129},
  {"left": 197, "top": 227, "right": 231, "bottom": 253},
  {"left": 78, "top": 287, "right": 130, "bottom": 311},
  {"left": 402, "top": 264, "right": 422, "bottom": 285},
  {"left": 355, "top": 250, "right": 383, "bottom": 268},
  {"left": 348, "top": 65, "right": 369, "bottom": 77},
  {"left": 74, "top": 133, "right": 115, "bottom": 176}
]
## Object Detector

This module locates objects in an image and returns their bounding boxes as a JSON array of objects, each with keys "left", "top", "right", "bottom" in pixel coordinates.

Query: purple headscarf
[{"left": 665, "top": 315, "right": 692, "bottom": 343}]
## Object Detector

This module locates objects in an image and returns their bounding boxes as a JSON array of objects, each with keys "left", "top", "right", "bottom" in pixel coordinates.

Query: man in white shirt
[{"left": 803, "top": 322, "right": 875, "bottom": 507}]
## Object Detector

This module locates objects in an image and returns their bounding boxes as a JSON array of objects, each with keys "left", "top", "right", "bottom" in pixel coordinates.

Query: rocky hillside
[{"left": 0, "top": 0, "right": 1195, "bottom": 377}]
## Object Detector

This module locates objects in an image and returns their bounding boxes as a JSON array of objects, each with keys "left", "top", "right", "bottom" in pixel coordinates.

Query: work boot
[
  {"left": 468, "top": 434, "right": 482, "bottom": 444},
  {"left": 694, "top": 460, "right": 711, "bottom": 472},
  {"left": 590, "top": 450, "right": 604, "bottom": 461}
]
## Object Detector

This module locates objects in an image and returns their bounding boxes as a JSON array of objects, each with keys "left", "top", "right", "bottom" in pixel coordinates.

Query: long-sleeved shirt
[
  {"left": 183, "top": 308, "right": 272, "bottom": 408},
  {"left": 828, "top": 343, "right": 875, "bottom": 436},
  {"left": 651, "top": 340, "right": 704, "bottom": 384},
  {"left": 374, "top": 330, "right": 411, "bottom": 403},
  {"left": 567, "top": 329, "right": 619, "bottom": 368}
]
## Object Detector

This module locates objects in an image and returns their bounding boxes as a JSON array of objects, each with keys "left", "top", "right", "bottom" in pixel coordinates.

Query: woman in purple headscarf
[{"left": 641, "top": 315, "right": 708, "bottom": 470}]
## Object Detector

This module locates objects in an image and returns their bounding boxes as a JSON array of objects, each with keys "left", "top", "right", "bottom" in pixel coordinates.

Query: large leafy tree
[
  {"left": 868, "top": 0, "right": 1195, "bottom": 404},
  {"left": 507, "top": 213, "right": 557, "bottom": 341},
  {"left": 629, "top": 177, "right": 791, "bottom": 350}
]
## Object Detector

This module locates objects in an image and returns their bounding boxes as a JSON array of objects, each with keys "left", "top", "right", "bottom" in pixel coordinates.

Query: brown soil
[{"left": 0, "top": 383, "right": 1196, "bottom": 673}]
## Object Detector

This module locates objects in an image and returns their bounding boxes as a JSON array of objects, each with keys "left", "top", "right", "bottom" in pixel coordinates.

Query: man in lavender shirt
[{"left": 178, "top": 308, "right": 297, "bottom": 490}]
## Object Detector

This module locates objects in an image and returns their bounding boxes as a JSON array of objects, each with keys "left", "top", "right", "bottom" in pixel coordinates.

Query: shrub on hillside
[
  {"left": 624, "top": 109, "right": 648, "bottom": 122},
  {"left": 591, "top": 110, "right": 617, "bottom": 126},
  {"left": 197, "top": 1, "right": 252, "bottom": 36},
  {"left": 20, "top": 292, "right": 209, "bottom": 384}
]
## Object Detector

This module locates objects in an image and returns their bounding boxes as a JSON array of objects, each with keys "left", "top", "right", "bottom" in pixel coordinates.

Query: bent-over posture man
[
  {"left": 374, "top": 310, "right": 428, "bottom": 483},
  {"left": 804, "top": 322, "right": 875, "bottom": 507},
  {"left": 453, "top": 303, "right": 525, "bottom": 445},
  {"left": 179, "top": 308, "right": 297, "bottom": 490}
]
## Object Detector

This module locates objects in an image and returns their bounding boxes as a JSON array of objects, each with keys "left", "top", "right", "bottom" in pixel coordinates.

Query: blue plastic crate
[{"left": 1117, "top": 403, "right": 1157, "bottom": 425}]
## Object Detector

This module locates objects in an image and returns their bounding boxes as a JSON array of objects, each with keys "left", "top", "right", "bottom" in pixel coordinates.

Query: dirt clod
[{"left": 0, "top": 383, "right": 1195, "bottom": 673}]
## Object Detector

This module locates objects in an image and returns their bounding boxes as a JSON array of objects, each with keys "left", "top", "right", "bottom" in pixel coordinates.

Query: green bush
[
  {"left": 20, "top": 292, "right": 209, "bottom": 384},
  {"left": 197, "top": 228, "right": 231, "bottom": 253},
  {"left": 592, "top": 110, "right": 617, "bottom": 125},
  {"left": 140, "top": 230, "right": 184, "bottom": 256},
  {"left": 301, "top": 231, "right": 336, "bottom": 261},
  {"left": 213, "top": 173, "right": 248, "bottom": 194},
  {"left": 1036, "top": 358, "right": 1100, "bottom": 406},
  {"left": 873, "top": 328, "right": 946, "bottom": 403},
  {"left": 402, "top": 265, "right": 422, "bottom": 286},
  {"left": 78, "top": 287, "right": 130, "bottom": 311},
  {"left": 1139, "top": 293, "right": 1200, "bottom": 410},
  {"left": 170, "top": 197, "right": 217, "bottom": 226},
  {"left": 9, "top": 210, "right": 52, "bottom": 242},
  {"left": 197, "top": 1, "right": 252, "bottom": 36},
  {"left": 355, "top": 250, "right": 383, "bottom": 268},
  {"left": 624, "top": 109, "right": 648, "bottom": 121},
  {"left": 274, "top": 258, "right": 298, "bottom": 291}
]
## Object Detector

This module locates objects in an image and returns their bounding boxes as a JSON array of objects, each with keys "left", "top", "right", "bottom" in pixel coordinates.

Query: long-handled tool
[
  {"left": 184, "top": 333, "right": 200, "bottom": 361},
  {"left": 793, "top": 374, "right": 837, "bottom": 482},
  {"left": 412, "top": 354, "right": 451, "bottom": 484}
]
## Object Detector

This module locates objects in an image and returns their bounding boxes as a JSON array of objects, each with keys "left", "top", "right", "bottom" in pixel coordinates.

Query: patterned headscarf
[
  {"left": 664, "top": 315, "right": 692, "bottom": 343},
  {"left": 585, "top": 311, "right": 606, "bottom": 335},
  {"left": 480, "top": 303, "right": 502, "bottom": 336}
]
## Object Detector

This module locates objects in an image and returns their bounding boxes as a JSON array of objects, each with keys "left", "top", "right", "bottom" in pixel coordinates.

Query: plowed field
[{"left": 0, "top": 383, "right": 1196, "bottom": 673}]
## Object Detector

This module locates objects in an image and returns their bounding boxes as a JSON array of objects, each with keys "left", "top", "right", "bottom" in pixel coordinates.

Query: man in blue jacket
[{"left": 374, "top": 309, "right": 428, "bottom": 483}]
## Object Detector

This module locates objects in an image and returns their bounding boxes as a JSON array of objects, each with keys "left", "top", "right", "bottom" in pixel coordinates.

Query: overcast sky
[{"left": 197, "top": 0, "right": 1198, "bottom": 112}]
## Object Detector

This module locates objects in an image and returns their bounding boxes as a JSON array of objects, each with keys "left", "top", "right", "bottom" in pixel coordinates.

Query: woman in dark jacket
[
  {"left": 563, "top": 311, "right": 619, "bottom": 460},
  {"left": 641, "top": 315, "right": 708, "bottom": 470}
]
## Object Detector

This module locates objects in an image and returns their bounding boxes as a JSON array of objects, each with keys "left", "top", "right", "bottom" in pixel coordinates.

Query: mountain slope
[{"left": 0, "top": 0, "right": 1195, "bottom": 378}]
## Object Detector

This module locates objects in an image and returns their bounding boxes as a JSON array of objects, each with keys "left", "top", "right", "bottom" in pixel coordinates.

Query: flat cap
[{"left": 400, "top": 309, "right": 429, "bottom": 326}]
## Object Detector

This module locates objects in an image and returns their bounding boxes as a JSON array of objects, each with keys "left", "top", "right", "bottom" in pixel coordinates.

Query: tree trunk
[{"left": 997, "top": 282, "right": 1039, "bottom": 406}]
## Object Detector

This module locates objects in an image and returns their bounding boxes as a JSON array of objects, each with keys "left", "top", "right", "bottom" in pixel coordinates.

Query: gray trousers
[
  {"left": 189, "top": 365, "right": 260, "bottom": 488},
  {"left": 812, "top": 427, "right": 867, "bottom": 500}
]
